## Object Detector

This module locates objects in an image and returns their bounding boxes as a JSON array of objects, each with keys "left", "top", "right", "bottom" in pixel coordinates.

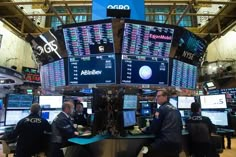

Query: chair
[{"left": 0, "top": 140, "right": 16, "bottom": 157}]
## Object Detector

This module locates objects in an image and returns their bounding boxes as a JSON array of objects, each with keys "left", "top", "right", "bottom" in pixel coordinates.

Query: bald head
[
  {"left": 30, "top": 103, "right": 41, "bottom": 114},
  {"left": 62, "top": 101, "right": 74, "bottom": 115}
]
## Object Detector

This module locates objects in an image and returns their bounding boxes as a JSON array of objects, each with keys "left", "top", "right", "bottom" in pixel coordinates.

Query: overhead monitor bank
[{"left": 29, "top": 19, "right": 207, "bottom": 89}]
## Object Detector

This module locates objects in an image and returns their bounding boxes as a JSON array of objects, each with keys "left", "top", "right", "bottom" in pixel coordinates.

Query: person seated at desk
[
  {"left": 1, "top": 103, "right": 51, "bottom": 157},
  {"left": 186, "top": 102, "right": 218, "bottom": 157},
  {"left": 72, "top": 102, "right": 88, "bottom": 126},
  {"left": 140, "top": 90, "right": 182, "bottom": 157},
  {"left": 50, "top": 101, "right": 79, "bottom": 157}
]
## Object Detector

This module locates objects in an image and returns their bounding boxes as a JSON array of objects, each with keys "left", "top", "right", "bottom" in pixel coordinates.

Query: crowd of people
[{"left": 0, "top": 88, "right": 228, "bottom": 157}]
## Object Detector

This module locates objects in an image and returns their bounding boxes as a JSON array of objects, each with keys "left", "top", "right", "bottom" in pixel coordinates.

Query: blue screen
[
  {"left": 122, "top": 20, "right": 175, "bottom": 57},
  {"left": 123, "top": 110, "right": 136, "bottom": 127},
  {"left": 63, "top": 20, "right": 115, "bottom": 57},
  {"left": 201, "top": 111, "right": 228, "bottom": 126},
  {"left": 7, "top": 94, "right": 33, "bottom": 109},
  {"left": 141, "top": 108, "right": 151, "bottom": 116},
  {"left": 92, "top": 0, "right": 145, "bottom": 20},
  {"left": 121, "top": 55, "right": 169, "bottom": 85},
  {"left": 0, "top": 99, "right": 3, "bottom": 110},
  {"left": 68, "top": 54, "right": 116, "bottom": 85},
  {"left": 171, "top": 59, "right": 197, "bottom": 89},
  {"left": 123, "top": 95, "right": 138, "bottom": 109}
]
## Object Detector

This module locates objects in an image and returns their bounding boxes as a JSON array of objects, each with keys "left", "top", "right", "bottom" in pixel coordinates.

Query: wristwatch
[{"left": 141, "top": 146, "right": 149, "bottom": 154}]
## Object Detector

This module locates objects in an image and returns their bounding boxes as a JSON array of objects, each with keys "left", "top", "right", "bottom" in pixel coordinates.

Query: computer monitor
[
  {"left": 141, "top": 108, "right": 151, "bottom": 117},
  {"left": 39, "top": 96, "right": 63, "bottom": 109},
  {"left": 7, "top": 94, "right": 33, "bottom": 109},
  {"left": 123, "top": 110, "right": 136, "bottom": 127},
  {"left": 123, "top": 95, "right": 138, "bottom": 109},
  {"left": 169, "top": 97, "right": 178, "bottom": 108},
  {"left": 0, "top": 99, "right": 3, "bottom": 110},
  {"left": 5, "top": 110, "right": 30, "bottom": 125},
  {"left": 41, "top": 110, "right": 61, "bottom": 123},
  {"left": 201, "top": 111, "right": 228, "bottom": 126},
  {"left": 178, "top": 96, "right": 195, "bottom": 109},
  {"left": 200, "top": 94, "right": 227, "bottom": 109},
  {"left": 141, "top": 102, "right": 151, "bottom": 109}
]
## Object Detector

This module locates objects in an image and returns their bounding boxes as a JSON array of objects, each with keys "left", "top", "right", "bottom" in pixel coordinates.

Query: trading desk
[{"left": 67, "top": 130, "right": 189, "bottom": 157}]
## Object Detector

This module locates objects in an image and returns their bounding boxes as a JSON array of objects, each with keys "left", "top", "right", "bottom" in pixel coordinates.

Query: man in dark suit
[
  {"left": 2, "top": 103, "right": 51, "bottom": 157},
  {"left": 72, "top": 102, "right": 88, "bottom": 126},
  {"left": 50, "top": 101, "right": 79, "bottom": 157}
]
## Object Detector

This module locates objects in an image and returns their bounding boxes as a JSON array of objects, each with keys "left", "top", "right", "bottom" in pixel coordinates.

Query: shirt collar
[{"left": 62, "top": 111, "right": 70, "bottom": 118}]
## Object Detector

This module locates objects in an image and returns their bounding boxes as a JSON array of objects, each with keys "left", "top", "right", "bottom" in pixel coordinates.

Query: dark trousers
[{"left": 50, "top": 143, "right": 64, "bottom": 157}]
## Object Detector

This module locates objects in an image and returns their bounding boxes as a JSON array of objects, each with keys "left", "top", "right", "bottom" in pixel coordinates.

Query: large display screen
[
  {"left": 177, "top": 96, "right": 195, "bottom": 109},
  {"left": 123, "top": 110, "right": 136, "bottom": 127},
  {"left": 201, "top": 111, "right": 228, "bottom": 126},
  {"left": 68, "top": 55, "right": 116, "bottom": 85},
  {"left": 170, "top": 59, "right": 197, "bottom": 89},
  {"left": 7, "top": 94, "right": 33, "bottom": 109},
  {"left": 40, "top": 59, "right": 66, "bottom": 89},
  {"left": 121, "top": 55, "right": 169, "bottom": 85},
  {"left": 39, "top": 96, "right": 63, "bottom": 109},
  {"left": 122, "top": 20, "right": 174, "bottom": 57},
  {"left": 123, "top": 95, "right": 138, "bottom": 109},
  {"left": 63, "top": 20, "right": 114, "bottom": 57},
  {"left": 41, "top": 110, "right": 61, "bottom": 123},
  {"left": 5, "top": 110, "right": 30, "bottom": 125},
  {"left": 64, "top": 96, "right": 93, "bottom": 108},
  {"left": 200, "top": 94, "right": 227, "bottom": 109},
  {"left": 22, "top": 67, "right": 40, "bottom": 83}
]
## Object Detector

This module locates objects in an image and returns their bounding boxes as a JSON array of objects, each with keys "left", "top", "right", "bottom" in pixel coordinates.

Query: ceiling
[{"left": 0, "top": 0, "right": 236, "bottom": 42}]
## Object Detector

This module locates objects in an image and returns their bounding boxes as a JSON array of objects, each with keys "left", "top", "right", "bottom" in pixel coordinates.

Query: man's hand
[{"left": 74, "top": 131, "right": 79, "bottom": 136}]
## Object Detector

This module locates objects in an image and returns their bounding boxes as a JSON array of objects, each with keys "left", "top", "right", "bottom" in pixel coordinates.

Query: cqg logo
[{"left": 107, "top": 5, "right": 130, "bottom": 10}]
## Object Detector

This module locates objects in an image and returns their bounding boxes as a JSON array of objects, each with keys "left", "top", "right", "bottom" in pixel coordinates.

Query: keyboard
[{"left": 129, "top": 129, "right": 143, "bottom": 135}]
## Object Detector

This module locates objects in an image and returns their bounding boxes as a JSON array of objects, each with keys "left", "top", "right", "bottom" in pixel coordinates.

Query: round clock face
[{"left": 139, "top": 65, "right": 152, "bottom": 80}]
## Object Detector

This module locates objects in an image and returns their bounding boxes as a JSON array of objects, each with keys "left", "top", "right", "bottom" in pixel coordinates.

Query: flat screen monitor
[
  {"left": 64, "top": 96, "right": 93, "bottom": 108},
  {"left": 122, "top": 20, "right": 174, "bottom": 57},
  {"left": 63, "top": 19, "right": 115, "bottom": 57},
  {"left": 87, "top": 108, "right": 93, "bottom": 114},
  {"left": 123, "top": 95, "right": 138, "bottom": 109},
  {"left": 169, "top": 97, "right": 178, "bottom": 108},
  {"left": 170, "top": 59, "right": 197, "bottom": 89},
  {"left": 5, "top": 110, "right": 30, "bottom": 125},
  {"left": 179, "top": 110, "right": 191, "bottom": 118},
  {"left": 7, "top": 94, "right": 33, "bottom": 109},
  {"left": 41, "top": 110, "right": 61, "bottom": 123},
  {"left": 123, "top": 110, "right": 136, "bottom": 127},
  {"left": 178, "top": 96, "right": 195, "bottom": 109},
  {"left": 0, "top": 99, "right": 3, "bottom": 110},
  {"left": 39, "top": 96, "right": 63, "bottom": 109},
  {"left": 121, "top": 55, "right": 169, "bottom": 85},
  {"left": 200, "top": 94, "right": 227, "bottom": 109},
  {"left": 40, "top": 59, "right": 66, "bottom": 90},
  {"left": 141, "top": 108, "right": 151, "bottom": 117},
  {"left": 141, "top": 102, "right": 151, "bottom": 108},
  {"left": 201, "top": 111, "right": 228, "bottom": 126},
  {"left": 68, "top": 54, "right": 116, "bottom": 85}
]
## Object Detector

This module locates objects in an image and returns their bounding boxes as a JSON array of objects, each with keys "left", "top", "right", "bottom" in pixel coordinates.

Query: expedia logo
[
  {"left": 80, "top": 70, "right": 102, "bottom": 76},
  {"left": 107, "top": 5, "right": 130, "bottom": 10}
]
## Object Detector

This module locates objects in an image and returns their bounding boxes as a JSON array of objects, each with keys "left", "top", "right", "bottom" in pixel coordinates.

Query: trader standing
[
  {"left": 1, "top": 103, "right": 51, "bottom": 157},
  {"left": 50, "top": 101, "right": 79, "bottom": 157},
  {"left": 140, "top": 90, "right": 182, "bottom": 157}
]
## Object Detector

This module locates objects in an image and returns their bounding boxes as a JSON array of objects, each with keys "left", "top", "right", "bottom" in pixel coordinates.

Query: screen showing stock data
[
  {"left": 121, "top": 55, "right": 169, "bottom": 85},
  {"left": 63, "top": 20, "right": 114, "bottom": 56},
  {"left": 122, "top": 20, "right": 174, "bottom": 57},
  {"left": 170, "top": 59, "right": 197, "bottom": 89},
  {"left": 68, "top": 54, "right": 116, "bottom": 85},
  {"left": 40, "top": 59, "right": 66, "bottom": 89}
]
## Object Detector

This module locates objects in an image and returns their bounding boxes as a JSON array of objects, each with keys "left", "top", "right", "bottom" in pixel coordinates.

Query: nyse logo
[
  {"left": 80, "top": 70, "right": 102, "bottom": 76},
  {"left": 107, "top": 5, "right": 130, "bottom": 10},
  {"left": 36, "top": 40, "right": 58, "bottom": 56},
  {"left": 182, "top": 51, "right": 194, "bottom": 60}
]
